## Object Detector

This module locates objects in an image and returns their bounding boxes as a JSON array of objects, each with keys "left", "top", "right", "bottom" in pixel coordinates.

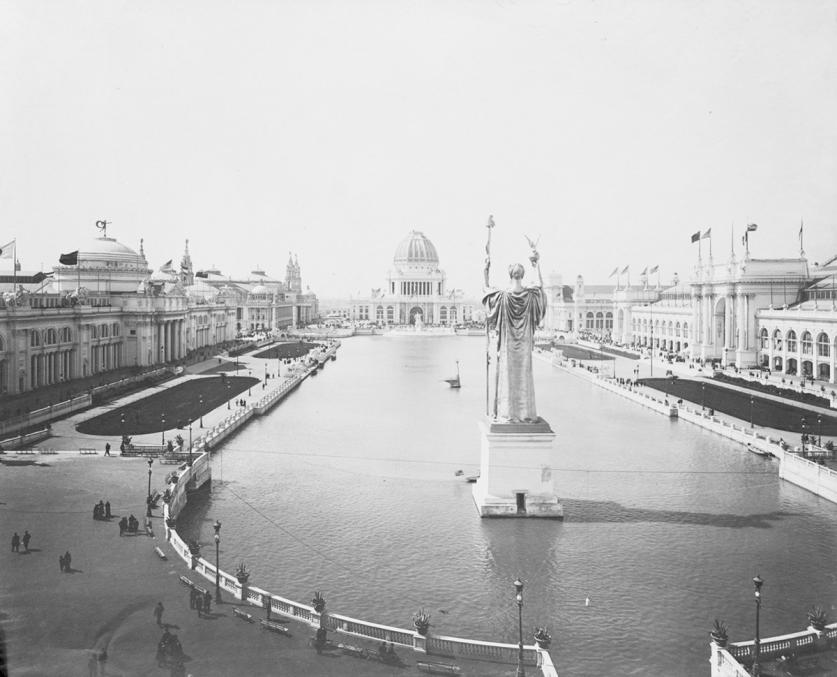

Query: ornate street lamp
[
  {"left": 818, "top": 415, "right": 822, "bottom": 447},
  {"left": 749, "top": 395, "right": 754, "bottom": 428},
  {"left": 514, "top": 578, "right": 525, "bottom": 677},
  {"left": 248, "top": 369, "right": 252, "bottom": 396},
  {"left": 146, "top": 458, "right": 154, "bottom": 517},
  {"left": 214, "top": 520, "right": 222, "bottom": 602},
  {"left": 227, "top": 382, "right": 231, "bottom": 409},
  {"left": 701, "top": 383, "right": 706, "bottom": 412},
  {"left": 802, "top": 417, "right": 807, "bottom": 452},
  {"left": 752, "top": 574, "right": 764, "bottom": 677},
  {"left": 161, "top": 413, "right": 166, "bottom": 447},
  {"left": 120, "top": 412, "right": 125, "bottom": 435},
  {"left": 188, "top": 421, "right": 193, "bottom": 467},
  {"left": 199, "top": 395, "right": 204, "bottom": 427}
]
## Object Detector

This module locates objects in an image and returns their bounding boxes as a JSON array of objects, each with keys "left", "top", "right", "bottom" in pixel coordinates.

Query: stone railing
[
  {"left": 0, "top": 394, "right": 92, "bottom": 438},
  {"left": 0, "top": 427, "right": 51, "bottom": 450},
  {"left": 162, "top": 447, "right": 542, "bottom": 670},
  {"left": 779, "top": 453, "right": 837, "bottom": 503}
]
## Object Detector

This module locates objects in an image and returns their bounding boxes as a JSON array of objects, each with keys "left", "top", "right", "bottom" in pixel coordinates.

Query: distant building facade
[
  {"left": 0, "top": 233, "right": 319, "bottom": 395},
  {"left": 349, "top": 231, "right": 475, "bottom": 325}
]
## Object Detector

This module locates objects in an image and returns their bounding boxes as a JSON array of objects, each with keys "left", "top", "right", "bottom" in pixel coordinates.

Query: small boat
[
  {"left": 444, "top": 361, "right": 461, "bottom": 389},
  {"left": 746, "top": 444, "right": 772, "bottom": 458}
]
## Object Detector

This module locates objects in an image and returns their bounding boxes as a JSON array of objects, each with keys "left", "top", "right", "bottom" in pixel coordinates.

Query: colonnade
[
  {"left": 157, "top": 319, "right": 185, "bottom": 364},
  {"left": 29, "top": 349, "right": 75, "bottom": 388},
  {"left": 399, "top": 281, "right": 437, "bottom": 296},
  {"left": 90, "top": 343, "right": 122, "bottom": 374}
]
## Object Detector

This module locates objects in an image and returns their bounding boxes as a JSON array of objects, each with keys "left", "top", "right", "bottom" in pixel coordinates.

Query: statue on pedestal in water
[{"left": 482, "top": 222, "right": 547, "bottom": 423}]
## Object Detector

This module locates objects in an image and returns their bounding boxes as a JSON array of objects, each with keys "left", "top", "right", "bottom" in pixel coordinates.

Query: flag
[
  {"left": 195, "top": 271, "right": 209, "bottom": 278},
  {"left": 746, "top": 223, "right": 758, "bottom": 232},
  {"left": 702, "top": 228, "right": 712, "bottom": 239},
  {"left": 609, "top": 267, "right": 619, "bottom": 278},
  {"left": 0, "top": 239, "right": 14, "bottom": 259},
  {"left": 640, "top": 267, "right": 648, "bottom": 276},
  {"left": 649, "top": 265, "right": 659, "bottom": 274},
  {"left": 690, "top": 231, "right": 700, "bottom": 243},
  {"left": 160, "top": 259, "right": 174, "bottom": 273},
  {"left": 59, "top": 250, "right": 79, "bottom": 265},
  {"left": 95, "top": 220, "right": 108, "bottom": 231},
  {"left": 621, "top": 265, "right": 630, "bottom": 274}
]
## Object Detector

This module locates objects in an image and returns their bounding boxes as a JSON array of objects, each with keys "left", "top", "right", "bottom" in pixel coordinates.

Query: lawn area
[
  {"left": 643, "top": 377, "right": 837, "bottom": 436},
  {"left": 554, "top": 344, "right": 615, "bottom": 361},
  {"left": 201, "top": 360, "right": 247, "bottom": 375},
  {"left": 253, "top": 341, "right": 321, "bottom": 360},
  {"left": 76, "top": 375, "right": 260, "bottom": 436}
]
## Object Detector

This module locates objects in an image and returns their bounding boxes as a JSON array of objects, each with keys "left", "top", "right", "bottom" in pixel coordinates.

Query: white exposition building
[
  {"left": 0, "top": 231, "right": 318, "bottom": 396},
  {"left": 544, "top": 243, "right": 837, "bottom": 384},
  {"left": 350, "top": 231, "right": 475, "bottom": 326}
]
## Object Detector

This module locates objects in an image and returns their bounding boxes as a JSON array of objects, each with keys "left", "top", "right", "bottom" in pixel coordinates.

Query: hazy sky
[{"left": 2, "top": 0, "right": 836, "bottom": 298}]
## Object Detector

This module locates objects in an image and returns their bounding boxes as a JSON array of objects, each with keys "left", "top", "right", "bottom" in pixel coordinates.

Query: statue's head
[{"left": 508, "top": 263, "right": 525, "bottom": 280}]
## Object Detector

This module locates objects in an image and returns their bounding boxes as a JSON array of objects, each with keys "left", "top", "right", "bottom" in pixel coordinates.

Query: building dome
[
  {"left": 394, "top": 231, "right": 439, "bottom": 266},
  {"left": 78, "top": 237, "right": 144, "bottom": 267},
  {"left": 250, "top": 284, "right": 270, "bottom": 296}
]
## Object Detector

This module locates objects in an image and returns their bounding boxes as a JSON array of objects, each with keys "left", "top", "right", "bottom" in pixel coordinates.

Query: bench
[
  {"left": 179, "top": 575, "right": 194, "bottom": 587},
  {"left": 338, "top": 643, "right": 368, "bottom": 658},
  {"left": 154, "top": 546, "right": 167, "bottom": 560},
  {"left": 417, "top": 661, "right": 461, "bottom": 675},
  {"left": 79, "top": 448, "right": 98, "bottom": 455},
  {"left": 260, "top": 619, "right": 291, "bottom": 636},
  {"left": 233, "top": 608, "right": 255, "bottom": 623}
]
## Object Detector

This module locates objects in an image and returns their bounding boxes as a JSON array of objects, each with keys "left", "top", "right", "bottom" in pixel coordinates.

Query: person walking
[
  {"left": 203, "top": 590, "right": 211, "bottom": 615},
  {"left": 11, "top": 532, "right": 20, "bottom": 552},
  {"left": 105, "top": 501, "right": 111, "bottom": 518},
  {"left": 104, "top": 442, "right": 111, "bottom": 456},
  {"left": 64, "top": 550, "right": 72, "bottom": 571},
  {"left": 22, "top": 530, "right": 30, "bottom": 552},
  {"left": 154, "top": 601, "right": 165, "bottom": 626},
  {"left": 59, "top": 554, "right": 65, "bottom": 572}
]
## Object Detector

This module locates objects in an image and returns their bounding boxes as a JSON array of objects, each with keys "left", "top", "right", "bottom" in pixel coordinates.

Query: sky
[{"left": 1, "top": 0, "right": 836, "bottom": 299}]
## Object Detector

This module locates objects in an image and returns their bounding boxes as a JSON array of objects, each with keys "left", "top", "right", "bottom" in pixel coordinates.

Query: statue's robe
[{"left": 482, "top": 285, "right": 547, "bottom": 422}]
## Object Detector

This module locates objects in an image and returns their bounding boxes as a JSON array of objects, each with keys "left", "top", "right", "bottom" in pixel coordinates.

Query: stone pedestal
[{"left": 472, "top": 418, "right": 563, "bottom": 518}]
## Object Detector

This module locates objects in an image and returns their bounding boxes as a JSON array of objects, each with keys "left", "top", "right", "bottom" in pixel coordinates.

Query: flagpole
[
  {"left": 12, "top": 239, "right": 17, "bottom": 292},
  {"left": 484, "top": 216, "right": 494, "bottom": 418}
]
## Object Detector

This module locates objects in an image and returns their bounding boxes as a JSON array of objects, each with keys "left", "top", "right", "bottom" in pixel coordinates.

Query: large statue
[{"left": 482, "top": 224, "right": 547, "bottom": 423}]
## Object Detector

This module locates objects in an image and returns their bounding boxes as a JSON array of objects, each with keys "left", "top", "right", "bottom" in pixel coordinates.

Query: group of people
[
  {"left": 118, "top": 514, "right": 141, "bottom": 535},
  {"left": 59, "top": 550, "right": 73, "bottom": 572},
  {"left": 189, "top": 586, "right": 212, "bottom": 616},
  {"left": 10, "top": 530, "right": 31, "bottom": 552},
  {"left": 92, "top": 500, "right": 112, "bottom": 520},
  {"left": 234, "top": 398, "right": 248, "bottom": 408}
]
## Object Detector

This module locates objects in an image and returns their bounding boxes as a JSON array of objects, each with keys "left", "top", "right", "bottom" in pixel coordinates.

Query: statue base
[{"left": 472, "top": 417, "right": 563, "bottom": 519}]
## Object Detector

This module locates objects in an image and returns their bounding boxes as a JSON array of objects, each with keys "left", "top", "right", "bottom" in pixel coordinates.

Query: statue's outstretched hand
[{"left": 529, "top": 251, "right": 540, "bottom": 266}]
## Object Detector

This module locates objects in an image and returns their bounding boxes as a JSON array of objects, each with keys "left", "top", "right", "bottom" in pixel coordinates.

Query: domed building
[
  {"left": 54, "top": 235, "right": 151, "bottom": 294},
  {"left": 351, "top": 231, "right": 474, "bottom": 326}
]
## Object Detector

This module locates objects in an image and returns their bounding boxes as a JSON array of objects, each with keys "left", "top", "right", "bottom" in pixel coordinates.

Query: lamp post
[
  {"left": 199, "top": 395, "right": 204, "bottom": 427},
  {"left": 214, "top": 520, "right": 221, "bottom": 602},
  {"left": 752, "top": 574, "right": 764, "bottom": 677},
  {"left": 802, "top": 417, "right": 807, "bottom": 452},
  {"left": 146, "top": 458, "right": 153, "bottom": 517},
  {"left": 227, "top": 382, "right": 231, "bottom": 409},
  {"left": 248, "top": 369, "right": 252, "bottom": 396},
  {"left": 188, "top": 421, "right": 193, "bottom": 467},
  {"left": 161, "top": 413, "right": 166, "bottom": 447},
  {"left": 120, "top": 412, "right": 125, "bottom": 435},
  {"left": 749, "top": 395, "right": 754, "bottom": 428},
  {"left": 818, "top": 415, "right": 822, "bottom": 447},
  {"left": 514, "top": 578, "right": 525, "bottom": 677},
  {"left": 701, "top": 383, "right": 706, "bottom": 412}
]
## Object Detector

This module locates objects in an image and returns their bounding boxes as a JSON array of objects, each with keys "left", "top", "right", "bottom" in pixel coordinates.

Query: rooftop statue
[{"left": 482, "top": 220, "right": 547, "bottom": 423}]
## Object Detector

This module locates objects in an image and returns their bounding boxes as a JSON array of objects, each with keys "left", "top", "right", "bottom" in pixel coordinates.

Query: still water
[{"left": 179, "top": 336, "right": 837, "bottom": 676}]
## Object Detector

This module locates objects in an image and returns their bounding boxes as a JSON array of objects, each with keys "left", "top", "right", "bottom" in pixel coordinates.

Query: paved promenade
[{"left": 2, "top": 347, "right": 526, "bottom": 677}]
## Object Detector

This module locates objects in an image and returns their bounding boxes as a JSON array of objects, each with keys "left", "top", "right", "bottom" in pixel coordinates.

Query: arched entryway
[
  {"left": 786, "top": 357, "right": 798, "bottom": 375},
  {"left": 409, "top": 307, "right": 424, "bottom": 325},
  {"left": 713, "top": 297, "right": 726, "bottom": 347}
]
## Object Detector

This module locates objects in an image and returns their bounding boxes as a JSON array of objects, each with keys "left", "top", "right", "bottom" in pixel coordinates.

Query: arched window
[
  {"left": 376, "top": 306, "right": 384, "bottom": 322},
  {"left": 100, "top": 323, "right": 109, "bottom": 338},
  {"left": 30, "top": 330, "right": 41, "bottom": 347},
  {"left": 773, "top": 329, "right": 782, "bottom": 350},
  {"left": 90, "top": 325, "right": 98, "bottom": 339},
  {"left": 440, "top": 307, "right": 448, "bottom": 323},
  {"left": 449, "top": 308, "right": 457, "bottom": 322},
  {"left": 585, "top": 312, "right": 594, "bottom": 329},
  {"left": 595, "top": 312, "right": 604, "bottom": 330},
  {"left": 386, "top": 306, "right": 394, "bottom": 323},
  {"left": 605, "top": 312, "right": 613, "bottom": 330},
  {"left": 817, "top": 332, "right": 830, "bottom": 357},
  {"left": 786, "top": 330, "right": 797, "bottom": 352},
  {"left": 61, "top": 327, "right": 72, "bottom": 342},
  {"left": 760, "top": 328, "right": 769, "bottom": 349},
  {"left": 683, "top": 322, "right": 689, "bottom": 341},
  {"left": 801, "top": 331, "right": 812, "bottom": 354},
  {"left": 45, "top": 328, "right": 56, "bottom": 344},
  {"left": 112, "top": 323, "right": 120, "bottom": 337}
]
